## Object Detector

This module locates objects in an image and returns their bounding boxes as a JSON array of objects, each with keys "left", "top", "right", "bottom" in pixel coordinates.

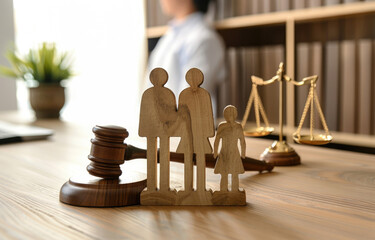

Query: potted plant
[{"left": 0, "top": 42, "right": 73, "bottom": 118}]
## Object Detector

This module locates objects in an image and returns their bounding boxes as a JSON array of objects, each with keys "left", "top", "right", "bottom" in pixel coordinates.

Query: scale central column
[
  {"left": 279, "top": 76, "right": 283, "bottom": 142},
  {"left": 260, "top": 65, "right": 300, "bottom": 166}
]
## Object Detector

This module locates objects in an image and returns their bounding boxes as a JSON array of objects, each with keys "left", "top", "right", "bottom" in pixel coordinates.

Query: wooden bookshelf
[
  {"left": 145, "top": 1, "right": 375, "bottom": 149},
  {"left": 147, "top": 2, "right": 375, "bottom": 38}
]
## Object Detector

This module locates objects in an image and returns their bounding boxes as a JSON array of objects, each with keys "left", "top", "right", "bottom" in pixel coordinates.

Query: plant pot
[{"left": 29, "top": 85, "right": 65, "bottom": 119}]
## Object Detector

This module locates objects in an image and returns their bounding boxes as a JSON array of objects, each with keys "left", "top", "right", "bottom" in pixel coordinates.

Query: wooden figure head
[
  {"left": 223, "top": 105, "right": 237, "bottom": 123},
  {"left": 185, "top": 68, "right": 204, "bottom": 89},
  {"left": 150, "top": 67, "right": 168, "bottom": 86}
]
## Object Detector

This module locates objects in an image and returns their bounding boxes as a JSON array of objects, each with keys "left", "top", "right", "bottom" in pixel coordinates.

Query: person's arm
[{"left": 180, "top": 34, "right": 226, "bottom": 95}]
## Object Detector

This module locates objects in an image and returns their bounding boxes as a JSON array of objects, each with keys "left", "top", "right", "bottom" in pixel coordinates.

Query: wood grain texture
[
  {"left": 213, "top": 106, "right": 246, "bottom": 205},
  {"left": 60, "top": 172, "right": 147, "bottom": 207},
  {"left": 214, "top": 106, "right": 246, "bottom": 187},
  {"left": 260, "top": 150, "right": 301, "bottom": 166},
  {"left": 176, "top": 68, "right": 215, "bottom": 194},
  {"left": 141, "top": 68, "right": 218, "bottom": 205},
  {"left": 140, "top": 69, "right": 245, "bottom": 205},
  {"left": 140, "top": 68, "right": 194, "bottom": 205},
  {"left": 86, "top": 125, "right": 128, "bottom": 179},
  {"left": 125, "top": 144, "right": 274, "bottom": 173},
  {"left": 139, "top": 68, "right": 182, "bottom": 194},
  {"left": 0, "top": 112, "right": 375, "bottom": 239},
  {"left": 60, "top": 125, "right": 147, "bottom": 207}
]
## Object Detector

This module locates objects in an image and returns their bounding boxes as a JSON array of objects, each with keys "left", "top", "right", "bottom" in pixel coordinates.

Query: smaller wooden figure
[{"left": 213, "top": 105, "right": 246, "bottom": 205}]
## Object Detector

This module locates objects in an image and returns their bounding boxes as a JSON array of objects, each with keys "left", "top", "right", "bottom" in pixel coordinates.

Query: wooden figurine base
[
  {"left": 177, "top": 190, "right": 214, "bottom": 205},
  {"left": 60, "top": 172, "right": 147, "bottom": 207},
  {"left": 140, "top": 189, "right": 246, "bottom": 206},
  {"left": 260, "top": 141, "right": 301, "bottom": 166},
  {"left": 140, "top": 189, "right": 178, "bottom": 206},
  {"left": 212, "top": 190, "right": 246, "bottom": 206}
]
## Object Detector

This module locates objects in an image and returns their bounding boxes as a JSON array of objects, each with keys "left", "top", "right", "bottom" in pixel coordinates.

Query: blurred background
[
  {"left": 144, "top": 0, "right": 375, "bottom": 152},
  {"left": 0, "top": 0, "right": 374, "bottom": 152},
  {"left": 0, "top": 0, "right": 146, "bottom": 127}
]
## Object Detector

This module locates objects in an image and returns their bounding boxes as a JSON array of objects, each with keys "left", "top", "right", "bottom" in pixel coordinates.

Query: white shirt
[{"left": 147, "top": 12, "right": 226, "bottom": 113}]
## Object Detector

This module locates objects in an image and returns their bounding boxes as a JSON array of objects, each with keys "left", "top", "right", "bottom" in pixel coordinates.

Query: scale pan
[
  {"left": 244, "top": 127, "right": 274, "bottom": 137},
  {"left": 293, "top": 134, "right": 332, "bottom": 145}
]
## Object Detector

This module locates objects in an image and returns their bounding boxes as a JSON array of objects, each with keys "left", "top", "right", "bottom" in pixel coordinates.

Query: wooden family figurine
[{"left": 139, "top": 67, "right": 246, "bottom": 206}]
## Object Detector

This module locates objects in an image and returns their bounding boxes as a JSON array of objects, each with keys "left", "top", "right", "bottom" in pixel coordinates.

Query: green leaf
[
  {"left": 0, "top": 66, "right": 18, "bottom": 78},
  {"left": 0, "top": 42, "right": 74, "bottom": 84}
]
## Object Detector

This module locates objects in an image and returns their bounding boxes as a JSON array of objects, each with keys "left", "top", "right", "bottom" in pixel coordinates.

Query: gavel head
[{"left": 86, "top": 125, "right": 128, "bottom": 179}]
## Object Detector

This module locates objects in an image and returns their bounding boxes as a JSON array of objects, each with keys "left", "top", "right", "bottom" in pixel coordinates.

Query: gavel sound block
[
  {"left": 59, "top": 125, "right": 147, "bottom": 207},
  {"left": 60, "top": 125, "right": 274, "bottom": 207}
]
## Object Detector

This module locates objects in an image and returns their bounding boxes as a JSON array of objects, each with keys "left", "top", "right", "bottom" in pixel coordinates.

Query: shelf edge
[{"left": 146, "top": 2, "right": 375, "bottom": 38}]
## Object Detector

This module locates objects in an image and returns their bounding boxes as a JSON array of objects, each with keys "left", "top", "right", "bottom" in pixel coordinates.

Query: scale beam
[{"left": 241, "top": 62, "right": 332, "bottom": 166}]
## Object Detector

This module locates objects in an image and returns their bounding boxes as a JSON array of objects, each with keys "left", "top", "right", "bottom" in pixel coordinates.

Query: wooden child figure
[{"left": 213, "top": 105, "right": 246, "bottom": 205}]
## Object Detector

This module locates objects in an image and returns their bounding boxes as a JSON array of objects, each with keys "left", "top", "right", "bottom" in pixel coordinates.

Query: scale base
[
  {"left": 60, "top": 171, "right": 147, "bottom": 207},
  {"left": 260, "top": 141, "right": 301, "bottom": 166}
]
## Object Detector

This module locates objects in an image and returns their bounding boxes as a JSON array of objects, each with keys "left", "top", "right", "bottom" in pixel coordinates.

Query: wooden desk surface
[{"left": 0, "top": 114, "right": 374, "bottom": 240}]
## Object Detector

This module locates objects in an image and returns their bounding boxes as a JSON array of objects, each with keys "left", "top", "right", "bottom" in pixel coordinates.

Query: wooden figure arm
[
  {"left": 213, "top": 126, "right": 224, "bottom": 159},
  {"left": 239, "top": 134, "right": 246, "bottom": 159},
  {"left": 213, "top": 137, "right": 220, "bottom": 159}
]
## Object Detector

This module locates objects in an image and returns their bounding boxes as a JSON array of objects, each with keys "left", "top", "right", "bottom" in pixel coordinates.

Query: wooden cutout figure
[
  {"left": 177, "top": 68, "right": 215, "bottom": 197},
  {"left": 140, "top": 68, "right": 245, "bottom": 206},
  {"left": 213, "top": 105, "right": 246, "bottom": 205},
  {"left": 139, "top": 68, "right": 178, "bottom": 194},
  {"left": 139, "top": 68, "right": 193, "bottom": 205}
]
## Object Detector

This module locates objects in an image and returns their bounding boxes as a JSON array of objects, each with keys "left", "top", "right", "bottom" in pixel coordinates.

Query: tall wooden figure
[
  {"left": 139, "top": 68, "right": 179, "bottom": 204},
  {"left": 177, "top": 68, "right": 215, "bottom": 204},
  {"left": 213, "top": 105, "right": 246, "bottom": 205}
]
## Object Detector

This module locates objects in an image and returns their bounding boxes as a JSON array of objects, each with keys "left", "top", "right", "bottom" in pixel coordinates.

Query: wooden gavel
[{"left": 87, "top": 125, "right": 274, "bottom": 179}]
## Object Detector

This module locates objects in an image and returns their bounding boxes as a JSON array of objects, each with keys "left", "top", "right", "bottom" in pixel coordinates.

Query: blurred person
[{"left": 147, "top": 0, "right": 226, "bottom": 114}]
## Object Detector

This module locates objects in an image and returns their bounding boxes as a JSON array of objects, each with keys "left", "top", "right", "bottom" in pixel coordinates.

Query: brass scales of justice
[{"left": 241, "top": 62, "right": 333, "bottom": 166}]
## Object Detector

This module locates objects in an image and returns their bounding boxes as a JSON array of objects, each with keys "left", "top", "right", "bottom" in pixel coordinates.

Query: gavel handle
[{"left": 125, "top": 144, "right": 273, "bottom": 173}]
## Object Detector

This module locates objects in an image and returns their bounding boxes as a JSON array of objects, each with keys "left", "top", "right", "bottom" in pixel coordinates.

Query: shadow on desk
[{"left": 108, "top": 204, "right": 302, "bottom": 239}]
